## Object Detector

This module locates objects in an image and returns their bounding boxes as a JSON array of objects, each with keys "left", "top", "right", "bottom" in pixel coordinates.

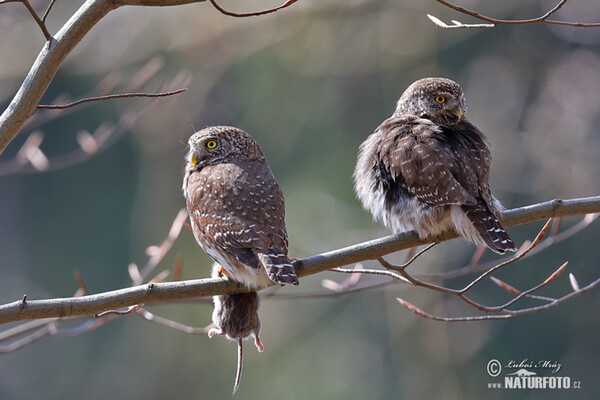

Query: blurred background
[{"left": 1, "top": 0, "right": 599, "bottom": 398}]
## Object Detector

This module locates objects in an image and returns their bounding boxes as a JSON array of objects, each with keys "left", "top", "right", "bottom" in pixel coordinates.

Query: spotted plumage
[
  {"left": 183, "top": 126, "right": 298, "bottom": 288},
  {"left": 354, "top": 78, "right": 516, "bottom": 254}
]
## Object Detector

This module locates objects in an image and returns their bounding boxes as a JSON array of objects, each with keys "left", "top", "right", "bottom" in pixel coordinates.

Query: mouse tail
[{"left": 232, "top": 338, "right": 243, "bottom": 394}]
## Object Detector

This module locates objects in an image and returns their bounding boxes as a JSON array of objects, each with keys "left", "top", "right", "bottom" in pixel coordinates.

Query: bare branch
[
  {"left": 0, "top": 196, "right": 598, "bottom": 326},
  {"left": 0, "top": 0, "right": 209, "bottom": 155},
  {"left": 36, "top": 89, "right": 187, "bottom": 110},
  {"left": 397, "top": 274, "right": 600, "bottom": 322},
  {"left": 2, "top": 0, "right": 54, "bottom": 40},
  {"left": 0, "top": 322, "right": 55, "bottom": 353},
  {"left": 382, "top": 219, "right": 587, "bottom": 322},
  {"left": 138, "top": 209, "right": 189, "bottom": 283},
  {"left": 208, "top": 0, "right": 298, "bottom": 17},
  {"left": 332, "top": 265, "right": 410, "bottom": 284},
  {"left": 322, "top": 263, "right": 364, "bottom": 292},
  {"left": 430, "top": 0, "right": 600, "bottom": 29},
  {"left": 41, "top": 0, "right": 57, "bottom": 23},
  {"left": 136, "top": 308, "right": 211, "bottom": 334},
  {"left": 0, "top": 74, "right": 190, "bottom": 177},
  {"left": 426, "top": 212, "right": 599, "bottom": 281}
]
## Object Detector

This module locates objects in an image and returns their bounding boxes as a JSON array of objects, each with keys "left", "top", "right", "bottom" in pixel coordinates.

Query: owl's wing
[
  {"left": 446, "top": 119, "right": 495, "bottom": 208},
  {"left": 189, "top": 208, "right": 265, "bottom": 268},
  {"left": 378, "top": 115, "right": 479, "bottom": 207},
  {"left": 185, "top": 163, "right": 289, "bottom": 267}
]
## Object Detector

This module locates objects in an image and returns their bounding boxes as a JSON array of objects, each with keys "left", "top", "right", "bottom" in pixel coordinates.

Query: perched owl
[
  {"left": 183, "top": 126, "right": 299, "bottom": 288},
  {"left": 354, "top": 78, "right": 516, "bottom": 254}
]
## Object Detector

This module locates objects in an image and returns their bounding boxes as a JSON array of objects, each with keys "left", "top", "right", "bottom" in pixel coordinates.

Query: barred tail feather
[
  {"left": 462, "top": 203, "right": 517, "bottom": 254},
  {"left": 257, "top": 249, "right": 299, "bottom": 286}
]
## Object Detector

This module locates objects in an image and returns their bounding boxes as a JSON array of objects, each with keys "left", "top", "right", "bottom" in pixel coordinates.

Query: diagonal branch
[
  {"left": 41, "top": 0, "right": 58, "bottom": 23},
  {"left": 0, "top": 196, "right": 598, "bottom": 325}
]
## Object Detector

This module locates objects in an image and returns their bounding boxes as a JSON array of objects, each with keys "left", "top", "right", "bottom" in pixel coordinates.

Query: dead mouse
[{"left": 209, "top": 263, "right": 263, "bottom": 394}]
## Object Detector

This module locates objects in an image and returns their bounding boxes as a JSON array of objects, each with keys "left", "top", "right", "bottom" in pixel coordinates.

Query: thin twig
[
  {"left": 460, "top": 219, "right": 552, "bottom": 294},
  {"left": 0, "top": 76, "right": 189, "bottom": 177},
  {"left": 36, "top": 89, "right": 187, "bottom": 110},
  {"left": 489, "top": 262, "right": 568, "bottom": 312},
  {"left": 0, "top": 323, "right": 54, "bottom": 353},
  {"left": 431, "top": 0, "right": 600, "bottom": 29},
  {"left": 41, "top": 0, "right": 57, "bottom": 23},
  {"left": 490, "top": 276, "right": 554, "bottom": 303},
  {"left": 331, "top": 266, "right": 410, "bottom": 284},
  {"left": 16, "top": 0, "right": 54, "bottom": 40},
  {"left": 136, "top": 308, "right": 211, "bottom": 334},
  {"left": 378, "top": 220, "right": 553, "bottom": 314},
  {"left": 0, "top": 0, "right": 204, "bottom": 156},
  {"left": 425, "top": 214, "right": 598, "bottom": 281},
  {"left": 400, "top": 243, "right": 437, "bottom": 268},
  {"left": 208, "top": 0, "right": 298, "bottom": 17},
  {"left": 397, "top": 275, "right": 600, "bottom": 322}
]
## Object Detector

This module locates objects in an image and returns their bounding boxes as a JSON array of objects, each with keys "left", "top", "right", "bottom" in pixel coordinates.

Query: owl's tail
[
  {"left": 257, "top": 249, "right": 299, "bottom": 286},
  {"left": 462, "top": 202, "right": 517, "bottom": 254}
]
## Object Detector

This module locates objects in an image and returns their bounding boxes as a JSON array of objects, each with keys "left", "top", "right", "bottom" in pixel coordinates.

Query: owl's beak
[
  {"left": 190, "top": 153, "right": 199, "bottom": 167},
  {"left": 455, "top": 106, "right": 463, "bottom": 119}
]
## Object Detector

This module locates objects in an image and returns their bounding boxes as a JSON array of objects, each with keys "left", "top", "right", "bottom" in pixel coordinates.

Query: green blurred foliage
[{"left": 1, "top": 0, "right": 599, "bottom": 399}]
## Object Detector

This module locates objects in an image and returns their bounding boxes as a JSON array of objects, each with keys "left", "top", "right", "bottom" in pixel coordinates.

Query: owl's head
[
  {"left": 394, "top": 77, "right": 467, "bottom": 124},
  {"left": 186, "top": 126, "right": 266, "bottom": 171}
]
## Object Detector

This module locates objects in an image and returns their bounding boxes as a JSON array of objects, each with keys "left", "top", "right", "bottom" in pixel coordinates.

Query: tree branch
[
  {"left": 36, "top": 89, "right": 187, "bottom": 110},
  {"left": 0, "top": 196, "right": 598, "bottom": 325},
  {"left": 0, "top": 0, "right": 209, "bottom": 156},
  {"left": 430, "top": 0, "right": 600, "bottom": 29},
  {"left": 208, "top": 0, "right": 298, "bottom": 17}
]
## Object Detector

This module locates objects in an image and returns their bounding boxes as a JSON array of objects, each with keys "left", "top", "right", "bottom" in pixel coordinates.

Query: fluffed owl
[{"left": 354, "top": 78, "right": 516, "bottom": 254}]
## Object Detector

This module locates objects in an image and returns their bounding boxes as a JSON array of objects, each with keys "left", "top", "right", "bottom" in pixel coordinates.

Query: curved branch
[
  {"left": 431, "top": 0, "right": 600, "bottom": 29},
  {"left": 0, "top": 196, "right": 598, "bottom": 325},
  {"left": 208, "top": 0, "right": 298, "bottom": 17}
]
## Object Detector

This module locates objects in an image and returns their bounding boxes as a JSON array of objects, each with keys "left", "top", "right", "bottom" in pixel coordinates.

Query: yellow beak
[
  {"left": 455, "top": 106, "right": 463, "bottom": 119},
  {"left": 190, "top": 153, "right": 199, "bottom": 166}
]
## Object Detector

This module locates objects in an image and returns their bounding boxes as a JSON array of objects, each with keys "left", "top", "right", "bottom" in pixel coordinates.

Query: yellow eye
[
  {"left": 435, "top": 96, "right": 446, "bottom": 104},
  {"left": 190, "top": 153, "right": 199, "bottom": 166},
  {"left": 206, "top": 140, "right": 217, "bottom": 149}
]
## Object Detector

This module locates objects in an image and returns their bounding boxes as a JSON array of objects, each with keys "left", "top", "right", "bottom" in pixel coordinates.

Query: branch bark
[
  {"left": 0, "top": 0, "right": 206, "bottom": 155},
  {"left": 431, "top": 0, "right": 600, "bottom": 29},
  {"left": 0, "top": 196, "right": 598, "bottom": 325}
]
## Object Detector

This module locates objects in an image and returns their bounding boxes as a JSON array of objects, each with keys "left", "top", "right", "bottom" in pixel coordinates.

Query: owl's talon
[
  {"left": 218, "top": 266, "right": 229, "bottom": 278},
  {"left": 208, "top": 327, "right": 223, "bottom": 338},
  {"left": 254, "top": 336, "right": 264, "bottom": 352}
]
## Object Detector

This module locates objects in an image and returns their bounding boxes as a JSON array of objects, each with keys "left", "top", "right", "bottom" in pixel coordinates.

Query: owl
[
  {"left": 183, "top": 126, "right": 299, "bottom": 288},
  {"left": 354, "top": 78, "right": 516, "bottom": 254}
]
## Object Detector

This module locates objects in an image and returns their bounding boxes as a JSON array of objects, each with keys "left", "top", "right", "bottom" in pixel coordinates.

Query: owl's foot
[
  {"left": 218, "top": 266, "right": 229, "bottom": 278},
  {"left": 254, "top": 335, "right": 264, "bottom": 352},
  {"left": 208, "top": 327, "right": 224, "bottom": 338}
]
